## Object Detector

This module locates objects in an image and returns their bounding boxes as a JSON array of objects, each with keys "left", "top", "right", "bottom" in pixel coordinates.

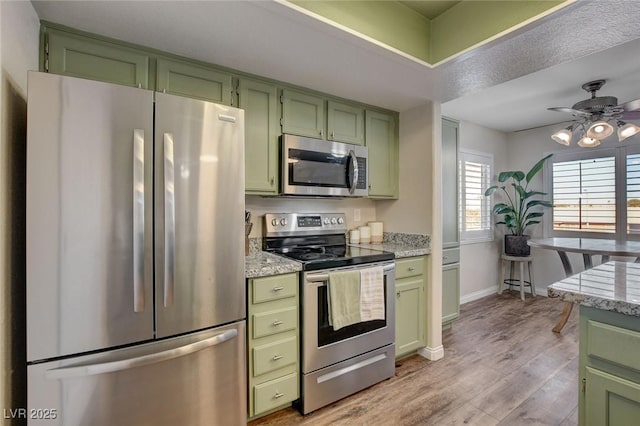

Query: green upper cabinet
[
  {"left": 365, "top": 110, "right": 398, "bottom": 198},
  {"left": 281, "top": 89, "right": 325, "bottom": 139},
  {"left": 156, "top": 58, "right": 233, "bottom": 106},
  {"left": 327, "top": 101, "right": 364, "bottom": 145},
  {"left": 45, "top": 28, "right": 150, "bottom": 88},
  {"left": 442, "top": 118, "right": 460, "bottom": 248},
  {"left": 239, "top": 78, "right": 280, "bottom": 195}
]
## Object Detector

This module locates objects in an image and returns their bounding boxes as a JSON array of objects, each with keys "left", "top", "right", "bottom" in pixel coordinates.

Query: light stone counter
[
  {"left": 245, "top": 251, "right": 302, "bottom": 279},
  {"left": 349, "top": 232, "right": 431, "bottom": 259},
  {"left": 547, "top": 261, "right": 640, "bottom": 318}
]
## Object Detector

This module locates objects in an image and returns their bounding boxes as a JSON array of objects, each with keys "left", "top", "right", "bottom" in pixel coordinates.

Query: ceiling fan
[{"left": 548, "top": 79, "right": 640, "bottom": 147}]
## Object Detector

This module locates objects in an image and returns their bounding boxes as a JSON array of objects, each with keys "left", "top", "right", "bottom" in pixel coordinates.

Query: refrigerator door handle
[
  {"left": 45, "top": 329, "right": 238, "bottom": 380},
  {"left": 163, "top": 132, "right": 175, "bottom": 308},
  {"left": 133, "top": 129, "right": 145, "bottom": 313}
]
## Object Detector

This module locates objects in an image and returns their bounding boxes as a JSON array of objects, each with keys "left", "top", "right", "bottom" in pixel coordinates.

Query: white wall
[
  {"left": 457, "top": 121, "right": 509, "bottom": 302},
  {"left": 1, "top": 0, "right": 40, "bottom": 416}
]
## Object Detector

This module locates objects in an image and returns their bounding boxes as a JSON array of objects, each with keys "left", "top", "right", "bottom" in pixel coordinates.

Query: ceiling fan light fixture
[
  {"left": 551, "top": 127, "right": 573, "bottom": 145},
  {"left": 617, "top": 121, "right": 640, "bottom": 141},
  {"left": 586, "top": 120, "right": 614, "bottom": 139},
  {"left": 577, "top": 136, "right": 600, "bottom": 148}
]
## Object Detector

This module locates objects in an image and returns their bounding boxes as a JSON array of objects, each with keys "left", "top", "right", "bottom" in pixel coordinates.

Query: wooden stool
[{"left": 500, "top": 254, "right": 535, "bottom": 301}]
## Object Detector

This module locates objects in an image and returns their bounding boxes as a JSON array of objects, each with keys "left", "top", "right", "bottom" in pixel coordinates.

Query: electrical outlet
[{"left": 354, "top": 209, "right": 361, "bottom": 222}]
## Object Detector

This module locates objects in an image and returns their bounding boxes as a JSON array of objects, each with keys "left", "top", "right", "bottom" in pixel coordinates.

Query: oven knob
[
  {"left": 280, "top": 218, "right": 288, "bottom": 226},
  {"left": 337, "top": 217, "right": 344, "bottom": 224},
  {"left": 271, "top": 218, "right": 278, "bottom": 227},
  {"left": 323, "top": 217, "right": 330, "bottom": 225},
  {"left": 330, "top": 217, "right": 337, "bottom": 225}
]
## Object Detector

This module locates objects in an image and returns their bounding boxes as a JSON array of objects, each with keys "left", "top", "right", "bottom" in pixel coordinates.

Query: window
[
  {"left": 547, "top": 145, "right": 640, "bottom": 239},
  {"left": 459, "top": 150, "right": 493, "bottom": 243}
]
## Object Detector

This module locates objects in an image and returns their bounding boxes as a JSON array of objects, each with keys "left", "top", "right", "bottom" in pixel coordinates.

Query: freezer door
[
  {"left": 155, "top": 93, "right": 245, "bottom": 338},
  {"left": 28, "top": 321, "right": 247, "bottom": 425},
  {"left": 26, "top": 72, "right": 154, "bottom": 362}
]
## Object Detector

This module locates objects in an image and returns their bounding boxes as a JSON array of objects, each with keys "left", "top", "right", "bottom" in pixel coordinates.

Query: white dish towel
[{"left": 359, "top": 266, "right": 385, "bottom": 321}]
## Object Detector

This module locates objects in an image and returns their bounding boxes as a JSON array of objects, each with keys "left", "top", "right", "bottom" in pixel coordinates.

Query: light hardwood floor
[{"left": 249, "top": 291, "right": 579, "bottom": 426}]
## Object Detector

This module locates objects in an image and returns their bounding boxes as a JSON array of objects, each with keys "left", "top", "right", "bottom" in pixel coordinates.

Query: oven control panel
[{"left": 264, "top": 213, "right": 347, "bottom": 236}]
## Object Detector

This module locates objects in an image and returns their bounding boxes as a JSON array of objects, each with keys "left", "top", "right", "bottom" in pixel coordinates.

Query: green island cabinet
[
  {"left": 395, "top": 256, "right": 426, "bottom": 358},
  {"left": 441, "top": 118, "right": 460, "bottom": 328},
  {"left": 247, "top": 273, "right": 299, "bottom": 419},
  {"left": 579, "top": 306, "right": 640, "bottom": 425},
  {"left": 239, "top": 78, "right": 280, "bottom": 195}
]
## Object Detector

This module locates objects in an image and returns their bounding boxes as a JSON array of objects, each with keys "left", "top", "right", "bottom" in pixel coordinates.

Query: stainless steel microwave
[{"left": 281, "top": 134, "right": 368, "bottom": 197}]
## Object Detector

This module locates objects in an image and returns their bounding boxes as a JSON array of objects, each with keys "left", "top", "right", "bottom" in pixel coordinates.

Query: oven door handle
[
  {"left": 347, "top": 149, "right": 358, "bottom": 194},
  {"left": 306, "top": 263, "right": 395, "bottom": 283}
]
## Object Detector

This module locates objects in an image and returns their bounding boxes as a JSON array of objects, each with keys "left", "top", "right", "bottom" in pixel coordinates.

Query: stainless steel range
[{"left": 264, "top": 213, "right": 396, "bottom": 414}]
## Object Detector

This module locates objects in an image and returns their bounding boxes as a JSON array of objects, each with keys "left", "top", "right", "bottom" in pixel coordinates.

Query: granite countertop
[
  {"left": 349, "top": 232, "right": 431, "bottom": 259},
  {"left": 245, "top": 251, "right": 302, "bottom": 279},
  {"left": 547, "top": 261, "right": 640, "bottom": 317}
]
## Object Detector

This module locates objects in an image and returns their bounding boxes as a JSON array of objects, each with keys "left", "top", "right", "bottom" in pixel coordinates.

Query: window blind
[{"left": 460, "top": 150, "right": 492, "bottom": 242}]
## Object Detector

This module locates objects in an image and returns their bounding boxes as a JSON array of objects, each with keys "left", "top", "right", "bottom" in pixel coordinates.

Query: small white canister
[
  {"left": 358, "top": 226, "right": 371, "bottom": 244},
  {"left": 349, "top": 229, "right": 360, "bottom": 244},
  {"left": 368, "top": 221, "right": 383, "bottom": 244}
]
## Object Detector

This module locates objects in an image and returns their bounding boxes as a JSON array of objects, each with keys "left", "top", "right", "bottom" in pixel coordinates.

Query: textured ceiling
[
  {"left": 30, "top": 0, "right": 640, "bottom": 133},
  {"left": 399, "top": 0, "right": 461, "bottom": 19}
]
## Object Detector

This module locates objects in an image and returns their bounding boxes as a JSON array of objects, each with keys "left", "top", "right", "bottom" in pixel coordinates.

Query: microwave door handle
[{"left": 348, "top": 149, "right": 358, "bottom": 194}]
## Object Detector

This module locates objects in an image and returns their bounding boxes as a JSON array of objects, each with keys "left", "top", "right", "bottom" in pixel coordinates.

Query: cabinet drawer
[
  {"left": 253, "top": 336, "right": 297, "bottom": 377},
  {"left": 395, "top": 257, "right": 424, "bottom": 279},
  {"left": 442, "top": 248, "right": 460, "bottom": 265},
  {"left": 252, "top": 307, "right": 297, "bottom": 339},
  {"left": 587, "top": 320, "right": 640, "bottom": 372},
  {"left": 254, "top": 372, "right": 298, "bottom": 414},
  {"left": 252, "top": 274, "right": 297, "bottom": 304}
]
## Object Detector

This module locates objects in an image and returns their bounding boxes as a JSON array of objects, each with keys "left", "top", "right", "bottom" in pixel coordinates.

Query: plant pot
[{"left": 504, "top": 235, "right": 530, "bottom": 256}]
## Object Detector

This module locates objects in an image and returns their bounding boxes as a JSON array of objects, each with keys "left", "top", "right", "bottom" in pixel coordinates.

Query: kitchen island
[{"left": 548, "top": 261, "right": 640, "bottom": 425}]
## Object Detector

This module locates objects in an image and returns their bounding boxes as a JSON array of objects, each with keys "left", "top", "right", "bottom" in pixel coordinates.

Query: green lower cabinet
[
  {"left": 580, "top": 306, "right": 640, "bottom": 425},
  {"left": 45, "top": 27, "right": 150, "bottom": 88},
  {"left": 395, "top": 256, "right": 426, "bottom": 358},
  {"left": 239, "top": 78, "right": 280, "bottom": 194},
  {"left": 156, "top": 58, "right": 233, "bottom": 105},
  {"left": 365, "top": 110, "right": 398, "bottom": 198},
  {"left": 442, "top": 262, "right": 460, "bottom": 326},
  {"left": 248, "top": 273, "right": 299, "bottom": 419}
]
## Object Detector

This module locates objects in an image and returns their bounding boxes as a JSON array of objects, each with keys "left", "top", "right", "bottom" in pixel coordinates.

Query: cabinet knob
[
  {"left": 272, "top": 354, "right": 283, "bottom": 361},
  {"left": 270, "top": 177, "right": 275, "bottom": 186},
  {"left": 408, "top": 267, "right": 415, "bottom": 272},
  {"left": 320, "top": 130, "right": 324, "bottom": 137},
  {"left": 396, "top": 292, "right": 401, "bottom": 298},
  {"left": 331, "top": 131, "right": 335, "bottom": 139},
  {"left": 272, "top": 320, "right": 283, "bottom": 326},
  {"left": 272, "top": 286, "right": 284, "bottom": 292},
  {"left": 274, "top": 392, "right": 285, "bottom": 399}
]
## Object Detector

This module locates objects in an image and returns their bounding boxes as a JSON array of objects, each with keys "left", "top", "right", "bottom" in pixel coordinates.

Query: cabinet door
[
  {"left": 239, "top": 78, "right": 279, "bottom": 194},
  {"left": 281, "top": 89, "right": 325, "bottom": 139},
  {"left": 327, "top": 101, "right": 364, "bottom": 145},
  {"left": 442, "top": 263, "right": 460, "bottom": 325},
  {"left": 365, "top": 110, "right": 398, "bottom": 198},
  {"left": 156, "top": 58, "right": 233, "bottom": 105},
  {"left": 395, "top": 277, "right": 425, "bottom": 357},
  {"left": 46, "top": 28, "right": 150, "bottom": 88},
  {"left": 585, "top": 366, "right": 640, "bottom": 425},
  {"left": 442, "top": 119, "right": 459, "bottom": 248}
]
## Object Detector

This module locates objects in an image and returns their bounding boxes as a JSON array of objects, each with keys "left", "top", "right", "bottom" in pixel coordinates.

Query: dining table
[{"left": 528, "top": 237, "right": 640, "bottom": 332}]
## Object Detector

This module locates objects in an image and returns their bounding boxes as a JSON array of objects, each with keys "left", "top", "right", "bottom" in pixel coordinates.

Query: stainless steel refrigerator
[{"left": 26, "top": 72, "right": 246, "bottom": 425}]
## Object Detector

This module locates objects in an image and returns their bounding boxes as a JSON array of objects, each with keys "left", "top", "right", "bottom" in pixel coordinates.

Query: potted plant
[{"left": 484, "top": 154, "right": 553, "bottom": 256}]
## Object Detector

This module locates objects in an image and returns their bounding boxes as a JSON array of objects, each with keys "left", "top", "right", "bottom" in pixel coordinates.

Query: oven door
[
  {"left": 302, "top": 261, "right": 395, "bottom": 374},
  {"left": 282, "top": 134, "right": 368, "bottom": 197}
]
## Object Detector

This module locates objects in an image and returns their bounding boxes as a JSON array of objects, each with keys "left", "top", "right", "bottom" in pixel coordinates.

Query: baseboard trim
[
  {"left": 461, "top": 285, "right": 549, "bottom": 304},
  {"left": 418, "top": 345, "right": 444, "bottom": 361}
]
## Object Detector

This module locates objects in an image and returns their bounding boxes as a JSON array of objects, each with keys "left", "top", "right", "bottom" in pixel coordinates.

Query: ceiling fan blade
[
  {"left": 547, "top": 107, "right": 590, "bottom": 117},
  {"left": 622, "top": 98, "right": 640, "bottom": 112},
  {"left": 621, "top": 111, "right": 640, "bottom": 120}
]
